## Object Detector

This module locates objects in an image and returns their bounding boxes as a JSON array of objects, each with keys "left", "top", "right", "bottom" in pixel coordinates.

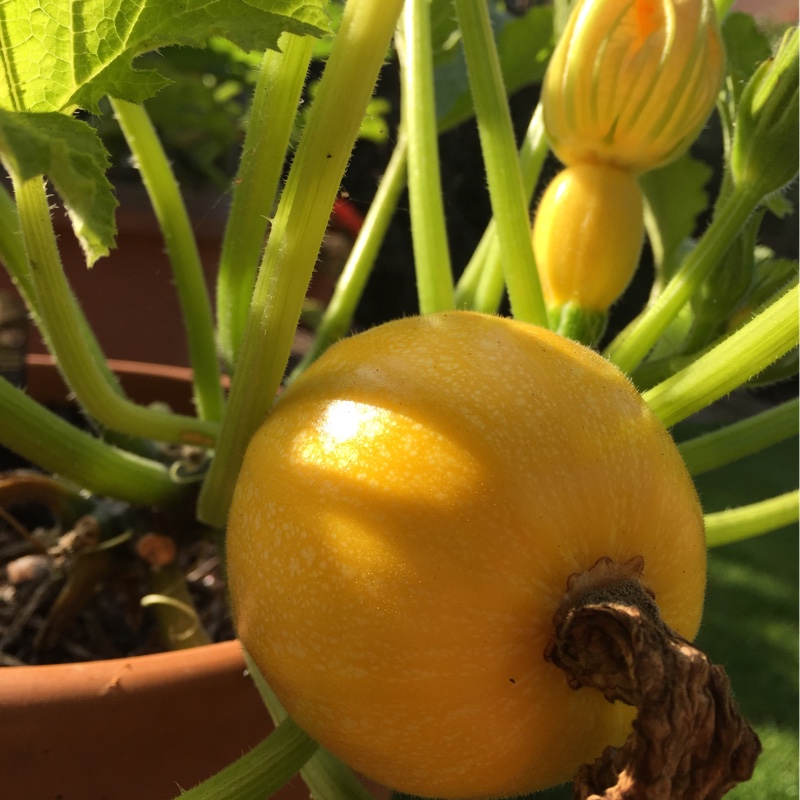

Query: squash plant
[{"left": 0, "top": 0, "right": 796, "bottom": 799}]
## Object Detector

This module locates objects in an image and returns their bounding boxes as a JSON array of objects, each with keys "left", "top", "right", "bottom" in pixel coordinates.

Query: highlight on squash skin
[
  {"left": 532, "top": 162, "right": 645, "bottom": 312},
  {"left": 227, "top": 311, "right": 706, "bottom": 800},
  {"left": 542, "top": 0, "right": 725, "bottom": 174}
]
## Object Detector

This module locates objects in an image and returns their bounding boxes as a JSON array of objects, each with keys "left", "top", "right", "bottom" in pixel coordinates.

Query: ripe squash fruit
[{"left": 227, "top": 311, "right": 706, "bottom": 799}]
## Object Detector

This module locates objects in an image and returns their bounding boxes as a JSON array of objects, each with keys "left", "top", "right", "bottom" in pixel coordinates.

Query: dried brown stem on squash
[{"left": 545, "top": 557, "right": 761, "bottom": 800}]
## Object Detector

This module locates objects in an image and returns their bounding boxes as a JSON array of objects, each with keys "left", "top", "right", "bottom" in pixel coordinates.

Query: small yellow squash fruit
[
  {"left": 227, "top": 311, "right": 705, "bottom": 799},
  {"left": 532, "top": 162, "right": 645, "bottom": 313}
]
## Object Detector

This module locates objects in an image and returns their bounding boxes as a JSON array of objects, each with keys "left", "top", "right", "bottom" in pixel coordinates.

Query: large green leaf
[
  {"left": 0, "top": 0, "right": 329, "bottom": 114},
  {"left": 0, "top": 111, "right": 116, "bottom": 264},
  {"left": 640, "top": 153, "right": 714, "bottom": 283},
  {"left": 0, "top": 0, "right": 328, "bottom": 263}
]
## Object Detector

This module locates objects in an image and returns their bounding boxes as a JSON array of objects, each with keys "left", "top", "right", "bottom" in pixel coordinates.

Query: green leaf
[
  {"left": 0, "top": 0, "right": 330, "bottom": 114},
  {"left": 721, "top": 12, "right": 773, "bottom": 105},
  {"left": 434, "top": 2, "right": 553, "bottom": 132},
  {"left": 640, "top": 153, "right": 714, "bottom": 283},
  {"left": 0, "top": 110, "right": 116, "bottom": 264}
]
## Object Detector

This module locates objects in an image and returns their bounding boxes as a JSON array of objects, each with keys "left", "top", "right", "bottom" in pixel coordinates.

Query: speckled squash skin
[{"left": 227, "top": 311, "right": 706, "bottom": 799}]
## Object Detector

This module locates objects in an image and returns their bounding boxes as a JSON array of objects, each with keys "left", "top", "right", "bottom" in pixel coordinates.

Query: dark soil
[{"left": 0, "top": 453, "right": 235, "bottom": 666}]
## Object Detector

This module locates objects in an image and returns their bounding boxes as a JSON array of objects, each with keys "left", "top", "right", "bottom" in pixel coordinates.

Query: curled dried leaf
[{"left": 546, "top": 561, "right": 761, "bottom": 800}]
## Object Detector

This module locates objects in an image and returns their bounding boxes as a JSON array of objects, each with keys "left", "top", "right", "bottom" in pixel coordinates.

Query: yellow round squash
[{"left": 227, "top": 311, "right": 705, "bottom": 799}]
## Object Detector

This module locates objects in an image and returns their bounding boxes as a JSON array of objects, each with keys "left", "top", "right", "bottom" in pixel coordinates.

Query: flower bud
[
  {"left": 543, "top": 0, "right": 725, "bottom": 173},
  {"left": 731, "top": 27, "right": 799, "bottom": 198}
]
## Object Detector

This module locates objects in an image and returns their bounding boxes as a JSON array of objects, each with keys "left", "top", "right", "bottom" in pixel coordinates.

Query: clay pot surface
[{"left": 0, "top": 640, "right": 316, "bottom": 800}]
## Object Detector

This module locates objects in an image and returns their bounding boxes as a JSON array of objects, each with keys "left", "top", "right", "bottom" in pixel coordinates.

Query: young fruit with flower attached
[
  {"left": 532, "top": 0, "right": 725, "bottom": 342},
  {"left": 227, "top": 311, "right": 706, "bottom": 799},
  {"left": 532, "top": 162, "right": 645, "bottom": 343}
]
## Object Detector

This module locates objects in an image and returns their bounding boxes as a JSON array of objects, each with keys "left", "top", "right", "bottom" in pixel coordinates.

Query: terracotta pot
[
  {"left": 0, "top": 641, "right": 313, "bottom": 800},
  {"left": 0, "top": 357, "right": 389, "bottom": 800},
  {"left": 0, "top": 186, "right": 227, "bottom": 368}
]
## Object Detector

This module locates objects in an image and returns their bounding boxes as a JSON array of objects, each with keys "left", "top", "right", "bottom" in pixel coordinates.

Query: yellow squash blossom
[{"left": 543, "top": 0, "right": 725, "bottom": 173}]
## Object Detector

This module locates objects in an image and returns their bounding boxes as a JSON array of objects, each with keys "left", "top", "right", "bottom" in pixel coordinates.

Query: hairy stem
[
  {"left": 243, "top": 651, "right": 378, "bottom": 800},
  {"left": 198, "top": 0, "right": 406, "bottom": 527},
  {"left": 455, "top": 103, "right": 549, "bottom": 313},
  {"left": 176, "top": 716, "right": 318, "bottom": 800},
  {"left": 606, "top": 186, "right": 761, "bottom": 374},
  {"left": 111, "top": 98, "right": 224, "bottom": 423},
  {"left": 705, "top": 491, "right": 799, "bottom": 547},
  {"left": 643, "top": 285, "right": 798, "bottom": 428},
  {"left": 288, "top": 136, "right": 408, "bottom": 381},
  {"left": 398, "top": 0, "right": 455, "bottom": 314},
  {"left": 678, "top": 398, "right": 799, "bottom": 476},
  {"left": 0, "top": 374, "right": 180, "bottom": 506},
  {"left": 13, "top": 175, "right": 218, "bottom": 446},
  {"left": 452, "top": 0, "right": 548, "bottom": 325},
  {"left": 216, "top": 33, "right": 316, "bottom": 370},
  {"left": 0, "top": 179, "right": 125, "bottom": 394}
]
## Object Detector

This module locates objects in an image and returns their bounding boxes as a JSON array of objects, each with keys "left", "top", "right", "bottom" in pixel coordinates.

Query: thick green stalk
[
  {"left": 243, "top": 651, "right": 377, "bottom": 800},
  {"left": 643, "top": 284, "right": 798, "bottom": 428},
  {"left": 0, "top": 374, "right": 179, "bottom": 506},
  {"left": 705, "top": 491, "right": 799, "bottom": 548},
  {"left": 605, "top": 185, "right": 761, "bottom": 374},
  {"left": 398, "top": 0, "right": 455, "bottom": 314},
  {"left": 288, "top": 136, "right": 408, "bottom": 381},
  {"left": 216, "top": 34, "right": 316, "bottom": 369},
  {"left": 176, "top": 716, "right": 318, "bottom": 800},
  {"left": 198, "top": 0, "right": 406, "bottom": 527},
  {"left": 14, "top": 176, "right": 218, "bottom": 447},
  {"left": 678, "top": 398, "right": 799, "bottom": 476},
  {"left": 111, "top": 99, "right": 224, "bottom": 423},
  {"left": 455, "top": 103, "right": 549, "bottom": 313},
  {"left": 452, "top": 0, "right": 548, "bottom": 326}
]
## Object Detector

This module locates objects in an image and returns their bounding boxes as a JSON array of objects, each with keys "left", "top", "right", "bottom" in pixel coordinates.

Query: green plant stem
[
  {"left": 243, "top": 651, "right": 377, "bottom": 800},
  {"left": 176, "top": 716, "right": 318, "bottom": 800},
  {"left": 288, "top": 136, "right": 408, "bottom": 382},
  {"left": 111, "top": 98, "right": 224, "bottom": 423},
  {"left": 705, "top": 491, "right": 799, "bottom": 548},
  {"left": 0, "top": 181, "right": 33, "bottom": 300},
  {"left": 459, "top": 224, "right": 501, "bottom": 310},
  {"left": 197, "top": 0, "right": 406, "bottom": 527},
  {"left": 216, "top": 33, "right": 316, "bottom": 370},
  {"left": 678, "top": 398, "right": 799, "bottom": 476},
  {"left": 0, "top": 180, "right": 127, "bottom": 395},
  {"left": 398, "top": 0, "right": 455, "bottom": 314},
  {"left": 643, "top": 284, "right": 798, "bottom": 428},
  {"left": 13, "top": 175, "right": 218, "bottom": 447},
  {"left": 455, "top": 103, "right": 549, "bottom": 313},
  {"left": 0, "top": 374, "right": 180, "bottom": 506},
  {"left": 452, "top": 0, "right": 548, "bottom": 326},
  {"left": 605, "top": 185, "right": 762, "bottom": 374}
]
